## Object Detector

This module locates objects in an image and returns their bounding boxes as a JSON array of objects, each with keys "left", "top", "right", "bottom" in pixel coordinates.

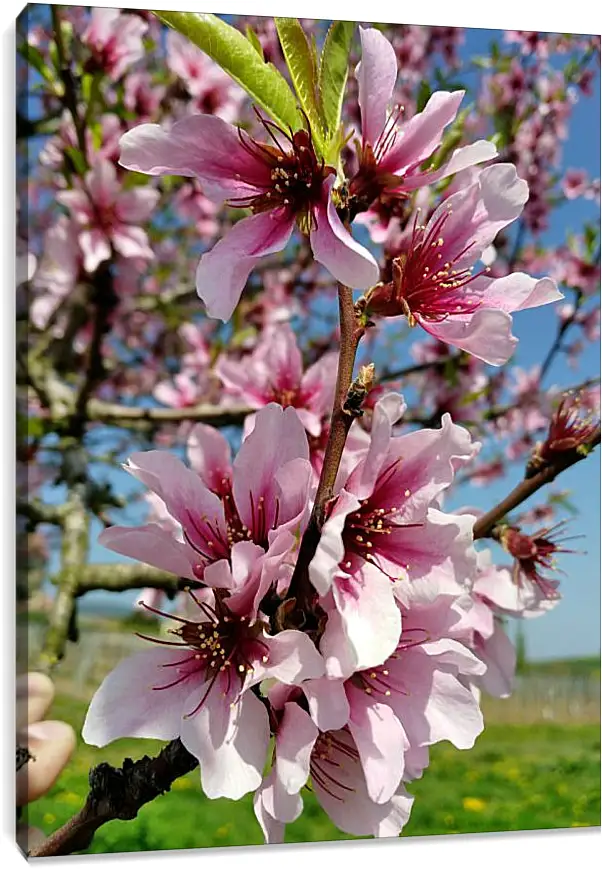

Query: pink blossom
[
  {"left": 497, "top": 523, "right": 580, "bottom": 605},
  {"left": 367, "top": 164, "right": 563, "bottom": 364},
  {"left": 31, "top": 216, "right": 81, "bottom": 329},
  {"left": 98, "top": 404, "right": 313, "bottom": 585},
  {"left": 216, "top": 325, "right": 337, "bottom": 437},
  {"left": 39, "top": 112, "right": 122, "bottom": 172},
  {"left": 178, "top": 322, "right": 212, "bottom": 372},
  {"left": 349, "top": 28, "right": 497, "bottom": 214},
  {"left": 561, "top": 168, "right": 590, "bottom": 200},
  {"left": 469, "top": 458, "right": 505, "bottom": 487},
  {"left": 83, "top": 557, "right": 324, "bottom": 801},
  {"left": 153, "top": 372, "right": 201, "bottom": 409},
  {"left": 82, "top": 7, "right": 147, "bottom": 81},
  {"left": 172, "top": 183, "right": 219, "bottom": 239},
  {"left": 166, "top": 30, "right": 245, "bottom": 123},
  {"left": 255, "top": 576, "right": 484, "bottom": 842},
  {"left": 309, "top": 394, "right": 479, "bottom": 673},
  {"left": 123, "top": 72, "right": 165, "bottom": 121},
  {"left": 119, "top": 115, "right": 379, "bottom": 321},
  {"left": 57, "top": 160, "right": 159, "bottom": 273},
  {"left": 254, "top": 703, "right": 414, "bottom": 842}
]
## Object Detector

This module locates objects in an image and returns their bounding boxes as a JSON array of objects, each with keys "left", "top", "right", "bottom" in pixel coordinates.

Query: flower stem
[{"left": 286, "top": 283, "right": 364, "bottom": 613}]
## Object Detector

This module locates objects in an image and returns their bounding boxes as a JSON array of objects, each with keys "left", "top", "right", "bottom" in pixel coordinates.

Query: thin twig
[
  {"left": 51, "top": 5, "right": 87, "bottom": 160},
  {"left": 75, "top": 563, "right": 189, "bottom": 596},
  {"left": 287, "top": 283, "right": 364, "bottom": 611},
  {"left": 472, "top": 426, "right": 601, "bottom": 539},
  {"left": 87, "top": 399, "right": 253, "bottom": 429}
]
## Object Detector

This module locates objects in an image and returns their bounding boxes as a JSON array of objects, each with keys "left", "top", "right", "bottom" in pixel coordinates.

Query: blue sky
[{"left": 37, "top": 22, "right": 600, "bottom": 661}]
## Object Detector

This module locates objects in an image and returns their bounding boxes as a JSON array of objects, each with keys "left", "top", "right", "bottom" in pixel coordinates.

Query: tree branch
[
  {"left": 75, "top": 563, "right": 189, "bottom": 596},
  {"left": 87, "top": 399, "right": 253, "bottom": 429},
  {"left": 379, "top": 354, "right": 459, "bottom": 382},
  {"left": 16, "top": 499, "right": 68, "bottom": 528},
  {"left": 472, "top": 426, "right": 601, "bottom": 539},
  {"left": 287, "top": 283, "right": 365, "bottom": 612},
  {"left": 37, "top": 483, "right": 89, "bottom": 674},
  {"left": 28, "top": 739, "right": 198, "bottom": 857}
]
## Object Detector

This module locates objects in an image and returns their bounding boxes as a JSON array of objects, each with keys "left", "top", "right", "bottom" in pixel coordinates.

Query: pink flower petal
[
  {"left": 124, "top": 451, "right": 226, "bottom": 556},
  {"left": 180, "top": 690, "right": 269, "bottom": 800},
  {"left": 196, "top": 210, "right": 295, "bottom": 321},
  {"left": 421, "top": 307, "right": 518, "bottom": 366},
  {"left": 233, "top": 404, "right": 308, "bottom": 534},
  {"left": 310, "top": 179, "right": 379, "bottom": 289},
  {"left": 347, "top": 689, "right": 409, "bottom": 803},
  {"left": 302, "top": 677, "right": 350, "bottom": 731},
  {"left": 98, "top": 523, "right": 198, "bottom": 579},
  {"left": 380, "top": 91, "right": 465, "bottom": 175},
  {"left": 86, "top": 159, "right": 120, "bottom": 204},
  {"left": 478, "top": 623, "right": 517, "bottom": 698},
  {"left": 482, "top": 272, "right": 563, "bottom": 314},
  {"left": 79, "top": 228, "right": 111, "bottom": 273},
  {"left": 356, "top": 27, "right": 398, "bottom": 146},
  {"left": 319, "top": 600, "right": 359, "bottom": 678},
  {"left": 111, "top": 224, "right": 154, "bottom": 261},
  {"left": 309, "top": 490, "right": 361, "bottom": 596},
  {"left": 256, "top": 769, "right": 303, "bottom": 828},
  {"left": 82, "top": 648, "right": 200, "bottom": 746},
  {"left": 115, "top": 187, "right": 160, "bottom": 222},
  {"left": 401, "top": 140, "right": 497, "bottom": 191},
  {"left": 253, "top": 781, "right": 288, "bottom": 843},
  {"left": 332, "top": 563, "right": 401, "bottom": 671},
  {"left": 276, "top": 702, "right": 319, "bottom": 793},
  {"left": 263, "top": 630, "right": 325, "bottom": 684},
  {"left": 346, "top": 393, "right": 406, "bottom": 499},
  {"left": 187, "top": 423, "right": 232, "bottom": 492},
  {"left": 119, "top": 114, "right": 270, "bottom": 199}
]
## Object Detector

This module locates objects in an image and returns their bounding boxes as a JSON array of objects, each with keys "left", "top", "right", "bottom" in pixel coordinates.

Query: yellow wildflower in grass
[
  {"left": 503, "top": 767, "right": 521, "bottom": 782},
  {"left": 171, "top": 777, "right": 192, "bottom": 791},
  {"left": 216, "top": 824, "right": 233, "bottom": 838},
  {"left": 57, "top": 791, "right": 82, "bottom": 805},
  {"left": 43, "top": 813, "right": 56, "bottom": 825},
  {"left": 463, "top": 797, "right": 487, "bottom": 812}
]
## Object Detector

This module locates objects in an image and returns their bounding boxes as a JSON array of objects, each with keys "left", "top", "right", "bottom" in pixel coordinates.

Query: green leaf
[
  {"left": 318, "top": 21, "right": 355, "bottom": 142},
  {"left": 153, "top": 11, "right": 300, "bottom": 132},
  {"left": 275, "top": 18, "right": 326, "bottom": 152},
  {"left": 64, "top": 147, "right": 87, "bottom": 176},
  {"left": 245, "top": 24, "right": 264, "bottom": 59},
  {"left": 416, "top": 79, "right": 432, "bottom": 114},
  {"left": 18, "top": 42, "right": 54, "bottom": 85}
]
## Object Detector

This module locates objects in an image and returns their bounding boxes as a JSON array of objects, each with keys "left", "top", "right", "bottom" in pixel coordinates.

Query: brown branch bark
[
  {"left": 286, "top": 284, "right": 365, "bottom": 612},
  {"left": 87, "top": 399, "right": 253, "bottom": 429},
  {"left": 75, "top": 563, "right": 190, "bottom": 596},
  {"left": 28, "top": 739, "right": 198, "bottom": 857},
  {"left": 473, "top": 427, "right": 601, "bottom": 539}
]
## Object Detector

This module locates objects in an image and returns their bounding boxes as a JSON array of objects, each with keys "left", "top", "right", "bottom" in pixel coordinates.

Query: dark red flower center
[
  {"left": 309, "top": 729, "right": 359, "bottom": 801},
  {"left": 229, "top": 113, "right": 335, "bottom": 229},
  {"left": 138, "top": 590, "right": 270, "bottom": 715},
  {"left": 390, "top": 209, "right": 489, "bottom": 325}
]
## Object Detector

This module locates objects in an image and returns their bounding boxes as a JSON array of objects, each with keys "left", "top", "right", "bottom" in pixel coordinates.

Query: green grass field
[{"left": 23, "top": 692, "right": 601, "bottom": 853}]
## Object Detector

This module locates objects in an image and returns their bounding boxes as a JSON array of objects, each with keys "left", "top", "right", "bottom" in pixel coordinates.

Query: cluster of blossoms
[
  {"left": 84, "top": 398, "right": 483, "bottom": 837},
  {"left": 19, "top": 8, "right": 600, "bottom": 850},
  {"left": 68, "top": 19, "right": 593, "bottom": 842}
]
